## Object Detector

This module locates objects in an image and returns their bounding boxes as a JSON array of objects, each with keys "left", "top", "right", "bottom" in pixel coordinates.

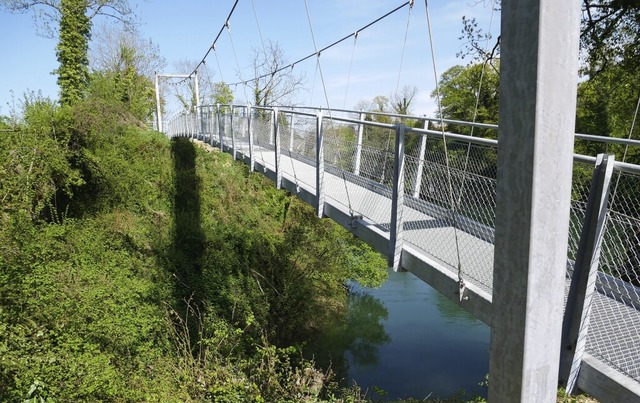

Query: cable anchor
[
  {"left": 349, "top": 213, "right": 363, "bottom": 228},
  {"left": 458, "top": 278, "right": 469, "bottom": 302}
]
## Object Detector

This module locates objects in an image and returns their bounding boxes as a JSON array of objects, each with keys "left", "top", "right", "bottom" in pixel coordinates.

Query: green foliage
[
  {"left": 581, "top": 0, "right": 640, "bottom": 77},
  {"left": 88, "top": 68, "right": 155, "bottom": 122},
  {"left": 1, "top": 89, "right": 386, "bottom": 401},
  {"left": 213, "top": 81, "right": 234, "bottom": 105},
  {"left": 432, "top": 62, "right": 499, "bottom": 138},
  {"left": 56, "top": 0, "right": 91, "bottom": 105},
  {"left": 575, "top": 63, "right": 640, "bottom": 162},
  {"left": 0, "top": 96, "right": 82, "bottom": 223}
]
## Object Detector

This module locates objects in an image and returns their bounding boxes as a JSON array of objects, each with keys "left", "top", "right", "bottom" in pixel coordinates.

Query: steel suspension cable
[
  {"left": 176, "top": 0, "right": 240, "bottom": 85},
  {"left": 424, "top": 0, "right": 465, "bottom": 299},
  {"left": 395, "top": 0, "right": 414, "bottom": 97},
  {"left": 342, "top": 33, "right": 359, "bottom": 110},
  {"left": 456, "top": 4, "right": 497, "bottom": 209},
  {"left": 250, "top": 0, "right": 266, "bottom": 51},
  {"left": 227, "top": 1, "right": 412, "bottom": 87},
  {"left": 303, "top": 0, "right": 355, "bottom": 215}
]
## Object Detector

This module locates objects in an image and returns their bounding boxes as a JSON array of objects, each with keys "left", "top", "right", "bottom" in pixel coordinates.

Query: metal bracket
[{"left": 457, "top": 279, "right": 469, "bottom": 302}]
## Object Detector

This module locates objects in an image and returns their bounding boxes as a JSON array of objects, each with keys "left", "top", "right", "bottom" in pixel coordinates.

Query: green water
[{"left": 309, "top": 268, "right": 490, "bottom": 401}]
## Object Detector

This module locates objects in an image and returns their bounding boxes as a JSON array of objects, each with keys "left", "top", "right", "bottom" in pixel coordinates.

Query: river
[{"left": 308, "top": 268, "right": 490, "bottom": 401}]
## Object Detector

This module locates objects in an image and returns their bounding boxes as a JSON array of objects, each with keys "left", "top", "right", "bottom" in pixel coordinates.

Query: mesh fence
[
  {"left": 583, "top": 168, "right": 640, "bottom": 381},
  {"left": 401, "top": 130, "right": 497, "bottom": 293},
  {"left": 251, "top": 109, "right": 275, "bottom": 169}
]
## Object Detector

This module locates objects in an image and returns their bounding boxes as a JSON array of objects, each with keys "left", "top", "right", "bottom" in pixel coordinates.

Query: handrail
[{"left": 200, "top": 104, "right": 640, "bottom": 173}]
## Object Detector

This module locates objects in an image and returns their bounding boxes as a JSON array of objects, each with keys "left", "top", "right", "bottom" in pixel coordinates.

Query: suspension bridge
[
  {"left": 155, "top": 0, "right": 640, "bottom": 401},
  {"left": 164, "top": 104, "right": 640, "bottom": 401}
]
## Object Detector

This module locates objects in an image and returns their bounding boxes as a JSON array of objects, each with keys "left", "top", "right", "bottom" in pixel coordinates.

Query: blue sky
[{"left": 0, "top": 0, "right": 499, "bottom": 118}]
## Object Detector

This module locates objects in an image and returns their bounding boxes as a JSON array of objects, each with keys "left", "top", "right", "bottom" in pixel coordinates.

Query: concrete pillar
[
  {"left": 488, "top": 0, "right": 581, "bottom": 401},
  {"left": 154, "top": 73, "right": 162, "bottom": 132}
]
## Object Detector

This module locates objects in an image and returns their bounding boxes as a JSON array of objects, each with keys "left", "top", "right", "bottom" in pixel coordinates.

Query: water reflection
[
  {"left": 309, "top": 268, "right": 490, "bottom": 401},
  {"left": 308, "top": 290, "right": 391, "bottom": 381}
]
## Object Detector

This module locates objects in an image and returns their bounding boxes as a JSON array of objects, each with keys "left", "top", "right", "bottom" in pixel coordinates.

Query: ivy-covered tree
[
  {"left": 0, "top": 0, "right": 134, "bottom": 105},
  {"left": 56, "top": 0, "right": 91, "bottom": 105}
]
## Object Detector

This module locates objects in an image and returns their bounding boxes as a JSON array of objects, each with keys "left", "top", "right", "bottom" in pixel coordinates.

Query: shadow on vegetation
[{"left": 170, "top": 137, "right": 204, "bottom": 301}]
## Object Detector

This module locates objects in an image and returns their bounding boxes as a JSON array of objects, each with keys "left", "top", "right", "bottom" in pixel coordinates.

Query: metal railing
[{"left": 165, "top": 104, "right": 640, "bottom": 400}]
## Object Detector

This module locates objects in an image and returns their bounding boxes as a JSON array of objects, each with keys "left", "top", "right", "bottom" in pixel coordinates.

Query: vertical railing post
[
  {"left": 154, "top": 72, "right": 162, "bottom": 133},
  {"left": 413, "top": 121, "right": 428, "bottom": 198},
  {"left": 194, "top": 71, "right": 200, "bottom": 139},
  {"left": 191, "top": 106, "right": 197, "bottom": 139},
  {"left": 354, "top": 111, "right": 365, "bottom": 175},
  {"left": 200, "top": 105, "right": 206, "bottom": 140},
  {"left": 230, "top": 106, "right": 236, "bottom": 160},
  {"left": 389, "top": 124, "right": 406, "bottom": 272},
  {"left": 289, "top": 112, "right": 295, "bottom": 152},
  {"left": 209, "top": 106, "right": 215, "bottom": 146},
  {"left": 274, "top": 108, "right": 282, "bottom": 189},
  {"left": 560, "top": 153, "right": 615, "bottom": 393},
  {"left": 269, "top": 111, "right": 275, "bottom": 146},
  {"left": 316, "top": 110, "right": 325, "bottom": 218},
  {"left": 247, "top": 104, "right": 255, "bottom": 171},
  {"left": 217, "top": 104, "right": 223, "bottom": 152}
]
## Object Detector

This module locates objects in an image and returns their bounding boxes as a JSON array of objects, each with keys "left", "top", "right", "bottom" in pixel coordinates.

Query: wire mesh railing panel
[
  {"left": 567, "top": 160, "right": 595, "bottom": 274},
  {"left": 401, "top": 133, "right": 498, "bottom": 293},
  {"left": 276, "top": 113, "right": 317, "bottom": 190},
  {"left": 584, "top": 168, "right": 640, "bottom": 382},
  {"left": 348, "top": 122, "right": 394, "bottom": 229},
  {"left": 232, "top": 107, "right": 249, "bottom": 156},
  {"left": 251, "top": 110, "right": 275, "bottom": 169},
  {"left": 292, "top": 114, "right": 317, "bottom": 164},
  {"left": 323, "top": 117, "right": 358, "bottom": 170},
  {"left": 360, "top": 125, "right": 396, "bottom": 186},
  {"left": 321, "top": 118, "right": 360, "bottom": 213}
]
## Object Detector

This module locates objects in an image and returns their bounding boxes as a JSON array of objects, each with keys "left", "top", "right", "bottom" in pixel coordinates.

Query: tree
[
  {"left": 1, "top": 0, "right": 134, "bottom": 105},
  {"left": 169, "top": 59, "right": 217, "bottom": 110},
  {"left": 212, "top": 82, "right": 234, "bottom": 105},
  {"left": 249, "top": 41, "right": 305, "bottom": 107},
  {"left": 432, "top": 61, "right": 500, "bottom": 137},
  {"left": 580, "top": 0, "right": 640, "bottom": 76},
  {"left": 55, "top": 0, "right": 91, "bottom": 105},
  {"left": 87, "top": 24, "right": 165, "bottom": 120},
  {"left": 0, "top": 0, "right": 133, "bottom": 37},
  {"left": 575, "top": 63, "right": 640, "bottom": 161},
  {"left": 390, "top": 85, "right": 418, "bottom": 116},
  {"left": 90, "top": 24, "right": 165, "bottom": 79},
  {"left": 458, "top": 0, "right": 640, "bottom": 78}
]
